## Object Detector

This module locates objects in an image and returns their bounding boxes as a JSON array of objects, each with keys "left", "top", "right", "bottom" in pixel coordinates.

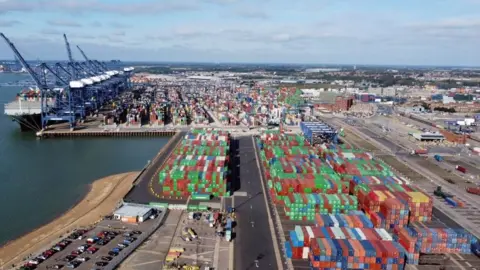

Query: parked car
[
  {"left": 108, "top": 251, "right": 118, "bottom": 257},
  {"left": 132, "top": 231, "right": 142, "bottom": 235},
  {"left": 101, "top": 256, "right": 112, "bottom": 261},
  {"left": 96, "top": 239, "right": 108, "bottom": 246},
  {"left": 52, "top": 264, "right": 63, "bottom": 269},
  {"left": 75, "top": 257, "right": 89, "bottom": 262},
  {"left": 64, "top": 255, "right": 76, "bottom": 262},
  {"left": 71, "top": 250, "right": 83, "bottom": 256},
  {"left": 86, "top": 247, "right": 98, "bottom": 254},
  {"left": 66, "top": 261, "right": 81, "bottom": 269},
  {"left": 95, "top": 262, "right": 108, "bottom": 267}
]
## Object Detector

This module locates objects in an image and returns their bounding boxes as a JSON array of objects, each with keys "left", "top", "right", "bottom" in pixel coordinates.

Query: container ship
[{"left": 4, "top": 88, "right": 55, "bottom": 131}]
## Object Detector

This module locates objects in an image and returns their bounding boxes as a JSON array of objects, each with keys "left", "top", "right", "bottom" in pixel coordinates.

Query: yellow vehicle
[
  {"left": 182, "top": 266, "right": 200, "bottom": 270},
  {"left": 187, "top": 228, "right": 197, "bottom": 239}
]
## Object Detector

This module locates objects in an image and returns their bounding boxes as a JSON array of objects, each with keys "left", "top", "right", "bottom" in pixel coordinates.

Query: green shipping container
[{"left": 191, "top": 193, "right": 211, "bottom": 200}]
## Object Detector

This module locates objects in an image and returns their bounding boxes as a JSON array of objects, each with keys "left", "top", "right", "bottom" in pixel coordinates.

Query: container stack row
[
  {"left": 256, "top": 128, "right": 478, "bottom": 268},
  {"left": 300, "top": 121, "right": 337, "bottom": 145},
  {"left": 394, "top": 225, "right": 476, "bottom": 264},
  {"left": 157, "top": 128, "right": 230, "bottom": 198},
  {"left": 314, "top": 211, "right": 374, "bottom": 228}
]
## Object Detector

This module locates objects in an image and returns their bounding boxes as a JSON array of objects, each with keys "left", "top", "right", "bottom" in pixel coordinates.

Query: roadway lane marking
[
  {"left": 466, "top": 262, "right": 472, "bottom": 267},
  {"left": 229, "top": 196, "right": 235, "bottom": 270},
  {"left": 449, "top": 255, "right": 467, "bottom": 270},
  {"left": 252, "top": 136, "right": 283, "bottom": 270}
]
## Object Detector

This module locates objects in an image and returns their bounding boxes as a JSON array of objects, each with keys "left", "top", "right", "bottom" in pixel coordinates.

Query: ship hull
[{"left": 11, "top": 114, "right": 42, "bottom": 132}]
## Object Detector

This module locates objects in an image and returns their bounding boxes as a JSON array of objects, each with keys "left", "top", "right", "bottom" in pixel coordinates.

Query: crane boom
[
  {"left": 41, "top": 63, "right": 68, "bottom": 86},
  {"left": 0, "top": 33, "right": 47, "bottom": 89},
  {"left": 63, "top": 33, "right": 74, "bottom": 63},
  {"left": 76, "top": 45, "right": 89, "bottom": 61}
]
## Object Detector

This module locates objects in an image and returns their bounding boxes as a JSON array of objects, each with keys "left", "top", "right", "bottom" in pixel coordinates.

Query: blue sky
[{"left": 0, "top": 0, "right": 479, "bottom": 65}]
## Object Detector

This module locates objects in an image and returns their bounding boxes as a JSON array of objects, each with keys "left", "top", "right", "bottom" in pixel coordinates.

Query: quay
[{"left": 38, "top": 128, "right": 176, "bottom": 138}]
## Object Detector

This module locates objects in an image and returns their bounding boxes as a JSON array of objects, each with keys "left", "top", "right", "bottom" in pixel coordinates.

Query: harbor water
[{"left": 0, "top": 73, "right": 170, "bottom": 246}]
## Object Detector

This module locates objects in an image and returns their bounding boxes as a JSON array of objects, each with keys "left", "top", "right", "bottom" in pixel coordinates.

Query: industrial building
[
  {"left": 113, "top": 204, "right": 154, "bottom": 223},
  {"left": 411, "top": 132, "right": 445, "bottom": 141}
]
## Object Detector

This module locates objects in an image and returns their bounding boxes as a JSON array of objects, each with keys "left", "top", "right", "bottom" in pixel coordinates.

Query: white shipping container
[
  {"left": 333, "top": 227, "right": 346, "bottom": 239},
  {"left": 329, "top": 214, "right": 340, "bottom": 227},
  {"left": 375, "top": 228, "right": 393, "bottom": 241},
  {"left": 370, "top": 176, "right": 381, "bottom": 184},
  {"left": 305, "top": 226, "right": 314, "bottom": 240},
  {"left": 302, "top": 247, "right": 309, "bottom": 259},
  {"left": 295, "top": 226, "right": 304, "bottom": 240},
  {"left": 355, "top": 228, "right": 367, "bottom": 241}
]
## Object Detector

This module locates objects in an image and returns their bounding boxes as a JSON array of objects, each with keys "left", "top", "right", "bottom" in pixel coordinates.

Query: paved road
[
  {"left": 124, "top": 132, "right": 185, "bottom": 204},
  {"left": 232, "top": 136, "right": 277, "bottom": 270}
]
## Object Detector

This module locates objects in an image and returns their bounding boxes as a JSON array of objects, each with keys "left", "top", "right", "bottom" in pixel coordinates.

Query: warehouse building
[
  {"left": 113, "top": 205, "right": 154, "bottom": 223},
  {"left": 412, "top": 132, "right": 445, "bottom": 141}
]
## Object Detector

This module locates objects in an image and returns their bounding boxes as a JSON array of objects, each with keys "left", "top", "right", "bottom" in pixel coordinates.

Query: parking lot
[
  {"left": 29, "top": 217, "right": 160, "bottom": 270},
  {"left": 118, "top": 210, "right": 183, "bottom": 270},
  {"left": 165, "top": 211, "right": 231, "bottom": 269}
]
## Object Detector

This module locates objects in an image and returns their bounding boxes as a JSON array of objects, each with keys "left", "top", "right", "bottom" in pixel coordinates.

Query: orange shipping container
[{"left": 121, "top": 216, "right": 138, "bottom": 223}]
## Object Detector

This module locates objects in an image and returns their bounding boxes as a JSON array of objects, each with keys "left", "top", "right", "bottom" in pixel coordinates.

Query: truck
[
  {"left": 434, "top": 186, "right": 453, "bottom": 199},
  {"left": 456, "top": 165, "right": 467, "bottom": 173},
  {"left": 466, "top": 187, "right": 480, "bottom": 195},
  {"left": 411, "top": 149, "right": 428, "bottom": 155},
  {"left": 434, "top": 154, "right": 443, "bottom": 162},
  {"left": 226, "top": 218, "right": 233, "bottom": 230},
  {"left": 472, "top": 242, "right": 480, "bottom": 257}
]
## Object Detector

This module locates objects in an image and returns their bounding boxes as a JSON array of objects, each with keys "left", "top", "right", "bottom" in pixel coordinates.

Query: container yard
[
  {"left": 153, "top": 128, "right": 231, "bottom": 200},
  {"left": 256, "top": 128, "right": 480, "bottom": 269}
]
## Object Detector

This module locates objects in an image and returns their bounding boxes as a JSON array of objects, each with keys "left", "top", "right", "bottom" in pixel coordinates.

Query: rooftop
[{"left": 114, "top": 205, "right": 152, "bottom": 217}]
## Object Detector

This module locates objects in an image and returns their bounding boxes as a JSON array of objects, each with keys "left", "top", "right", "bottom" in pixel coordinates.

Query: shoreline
[
  {"left": 0, "top": 183, "right": 93, "bottom": 249},
  {"left": 0, "top": 171, "right": 140, "bottom": 268}
]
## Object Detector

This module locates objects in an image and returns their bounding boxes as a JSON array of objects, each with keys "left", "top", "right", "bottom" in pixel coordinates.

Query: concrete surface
[
  {"left": 118, "top": 210, "right": 183, "bottom": 270},
  {"left": 231, "top": 136, "right": 278, "bottom": 270},
  {"left": 124, "top": 132, "right": 185, "bottom": 204}
]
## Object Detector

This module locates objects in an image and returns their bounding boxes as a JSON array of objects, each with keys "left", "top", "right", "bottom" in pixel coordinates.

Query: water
[{"left": 0, "top": 73, "right": 169, "bottom": 246}]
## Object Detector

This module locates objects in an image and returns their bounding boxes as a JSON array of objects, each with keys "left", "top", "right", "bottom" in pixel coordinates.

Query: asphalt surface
[
  {"left": 124, "top": 132, "right": 186, "bottom": 204},
  {"left": 232, "top": 136, "right": 277, "bottom": 270}
]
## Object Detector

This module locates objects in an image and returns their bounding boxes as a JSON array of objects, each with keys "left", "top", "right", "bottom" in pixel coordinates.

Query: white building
[{"left": 114, "top": 205, "right": 153, "bottom": 223}]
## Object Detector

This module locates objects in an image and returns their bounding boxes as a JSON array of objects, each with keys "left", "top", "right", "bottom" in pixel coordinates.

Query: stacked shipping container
[
  {"left": 256, "top": 129, "right": 478, "bottom": 268},
  {"left": 158, "top": 128, "right": 230, "bottom": 198}
]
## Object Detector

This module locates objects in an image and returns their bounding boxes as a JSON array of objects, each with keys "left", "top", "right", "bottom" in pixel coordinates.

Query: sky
[{"left": 0, "top": 0, "right": 479, "bottom": 65}]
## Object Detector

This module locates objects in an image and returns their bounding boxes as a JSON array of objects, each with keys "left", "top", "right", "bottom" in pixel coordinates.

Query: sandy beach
[{"left": 0, "top": 171, "right": 140, "bottom": 268}]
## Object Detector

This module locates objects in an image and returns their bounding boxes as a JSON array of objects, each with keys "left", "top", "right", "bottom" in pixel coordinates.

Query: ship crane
[
  {"left": 0, "top": 33, "right": 79, "bottom": 130},
  {"left": 64, "top": 34, "right": 113, "bottom": 113}
]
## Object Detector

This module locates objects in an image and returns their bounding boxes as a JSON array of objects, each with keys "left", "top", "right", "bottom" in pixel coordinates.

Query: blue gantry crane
[
  {"left": 0, "top": 33, "right": 80, "bottom": 129},
  {"left": 1, "top": 32, "right": 134, "bottom": 131}
]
